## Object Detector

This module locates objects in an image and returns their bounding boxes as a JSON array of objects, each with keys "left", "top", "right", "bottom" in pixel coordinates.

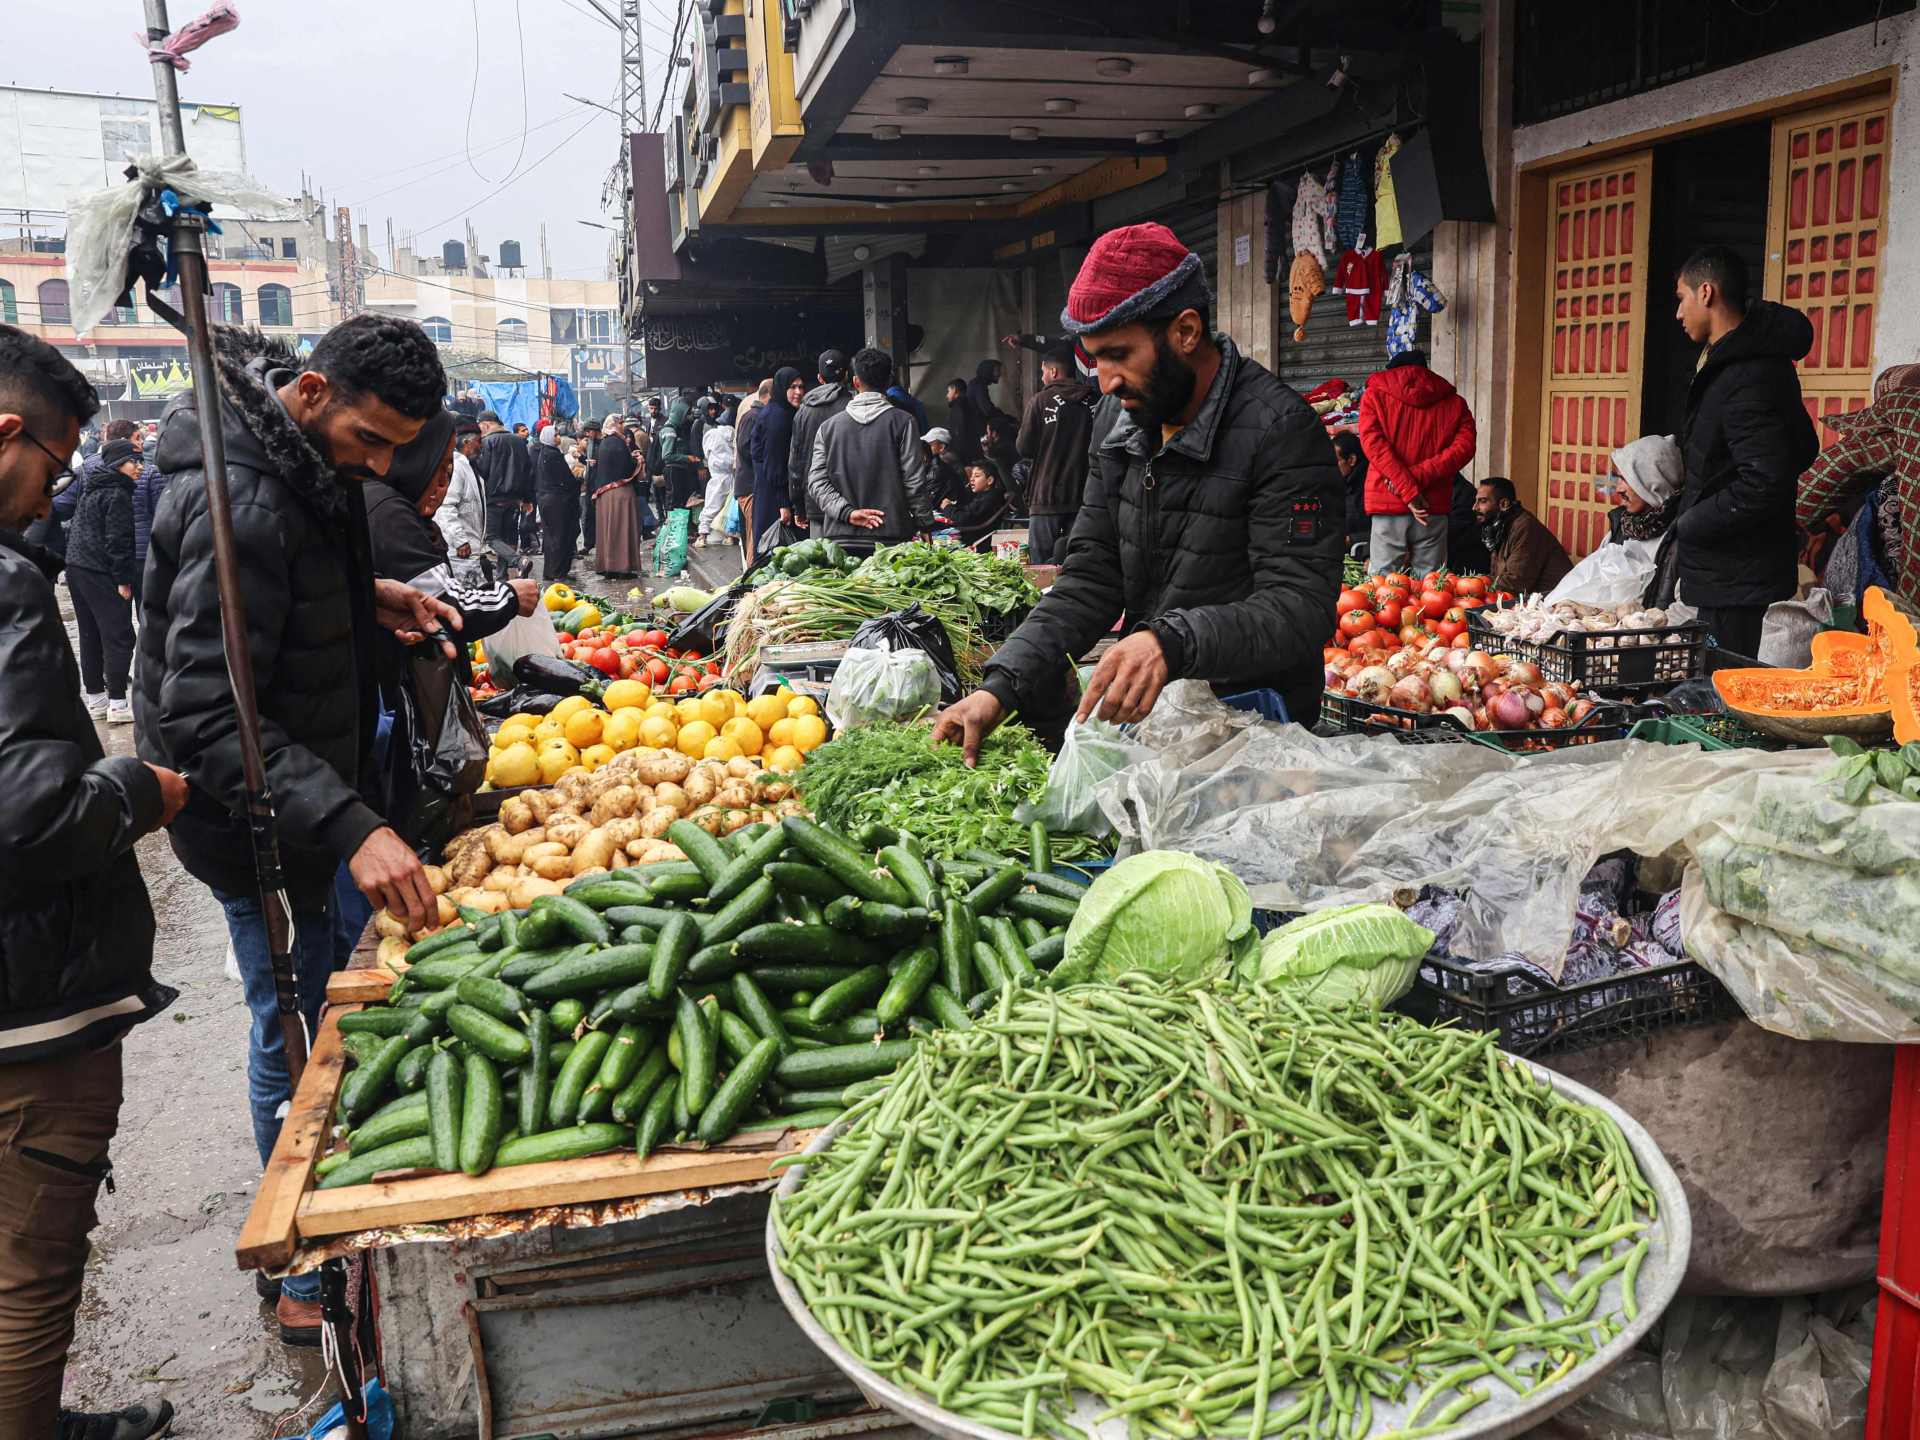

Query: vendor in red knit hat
[{"left": 933, "top": 222, "right": 1344, "bottom": 758}]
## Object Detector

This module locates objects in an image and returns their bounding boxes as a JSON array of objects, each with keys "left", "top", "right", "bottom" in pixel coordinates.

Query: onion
[
  {"left": 1524, "top": 690, "right": 1545, "bottom": 716},
  {"left": 1541, "top": 682, "right": 1576, "bottom": 710},
  {"left": 1389, "top": 674, "right": 1432, "bottom": 712},
  {"left": 1325, "top": 664, "right": 1346, "bottom": 689},
  {"left": 1350, "top": 665, "right": 1397, "bottom": 705},
  {"left": 1505, "top": 661, "right": 1544, "bottom": 688},
  {"left": 1427, "top": 670, "right": 1463, "bottom": 707},
  {"left": 1539, "top": 706, "right": 1568, "bottom": 728},
  {"left": 1471, "top": 704, "right": 1489, "bottom": 730},
  {"left": 1444, "top": 705, "right": 1477, "bottom": 731},
  {"left": 1386, "top": 647, "right": 1418, "bottom": 675},
  {"left": 1443, "top": 647, "right": 1472, "bottom": 674},
  {"left": 1489, "top": 690, "right": 1532, "bottom": 730},
  {"left": 1462, "top": 651, "right": 1499, "bottom": 688},
  {"left": 1569, "top": 696, "right": 1596, "bottom": 724}
]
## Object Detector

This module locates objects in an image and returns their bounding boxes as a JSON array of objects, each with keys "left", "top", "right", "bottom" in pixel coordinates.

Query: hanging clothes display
[
  {"left": 1374, "top": 134, "right": 1405, "bottom": 250},
  {"left": 1288, "top": 252, "right": 1327, "bottom": 341},
  {"left": 1289, "top": 170, "right": 1335, "bottom": 269},
  {"left": 1333, "top": 244, "right": 1386, "bottom": 326},
  {"left": 1382, "top": 252, "right": 1445, "bottom": 359},
  {"left": 1265, "top": 175, "right": 1299, "bottom": 284},
  {"left": 1335, "top": 149, "right": 1372, "bottom": 254}
]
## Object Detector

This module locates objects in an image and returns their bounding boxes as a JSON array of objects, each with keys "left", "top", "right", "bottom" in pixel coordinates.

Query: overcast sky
[{"left": 5, "top": 0, "right": 686, "bottom": 277}]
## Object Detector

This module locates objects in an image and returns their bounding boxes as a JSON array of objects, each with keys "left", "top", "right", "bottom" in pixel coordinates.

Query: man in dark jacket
[
  {"left": 137, "top": 316, "right": 458, "bottom": 1346},
  {"left": 0, "top": 324, "right": 185, "bottom": 1440},
  {"left": 64, "top": 436, "right": 141, "bottom": 723},
  {"left": 935, "top": 224, "right": 1343, "bottom": 759},
  {"left": 967, "top": 358, "right": 1013, "bottom": 437},
  {"left": 1474, "top": 477, "right": 1573, "bottom": 595},
  {"left": 475, "top": 408, "right": 532, "bottom": 571},
  {"left": 1015, "top": 345, "right": 1096, "bottom": 563},
  {"left": 533, "top": 424, "right": 579, "bottom": 582},
  {"left": 806, "top": 348, "right": 933, "bottom": 543},
  {"left": 945, "top": 377, "right": 981, "bottom": 465},
  {"left": 130, "top": 441, "right": 168, "bottom": 607},
  {"left": 788, "top": 349, "right": 849, "bottom": 528},
  {"left": 659, "top": 389, "right": 695, "bottom": 512},
  {"left": 1671, "top": 246, "right": 1819, "bottom": 655},
  {"left": 752, "top": 368, "right": 805, "bottom": 549},
  {"left": 1331, "top": 431, "right": 1369, "bottom": 553}
]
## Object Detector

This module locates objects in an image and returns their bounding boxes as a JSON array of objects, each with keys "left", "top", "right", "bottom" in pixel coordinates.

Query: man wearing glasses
[{"left": 0, "top": 323, "right": 185, "bottom": 1440}]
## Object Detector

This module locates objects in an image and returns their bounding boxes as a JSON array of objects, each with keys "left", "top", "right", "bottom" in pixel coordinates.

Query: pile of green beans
[{"left": 773, "top": 977, "right": 1658, "bottom": 1440}]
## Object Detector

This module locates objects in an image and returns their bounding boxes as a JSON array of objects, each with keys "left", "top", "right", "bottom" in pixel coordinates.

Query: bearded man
[{"left": 933, "top": 223, "right": 1343, "bottom": 760}]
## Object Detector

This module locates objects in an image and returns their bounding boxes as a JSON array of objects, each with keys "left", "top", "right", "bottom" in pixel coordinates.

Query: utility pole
[
  {"left": 618, "top": 0, "right": 645, "bottom": 402},
  {"left": 540, "top": 220, "right": 551, "bottom": 280}
]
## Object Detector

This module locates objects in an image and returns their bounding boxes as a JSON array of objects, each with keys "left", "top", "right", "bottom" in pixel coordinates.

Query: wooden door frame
[{"left": 1507, "top": 67, "right": 1899, "bottom": 514}]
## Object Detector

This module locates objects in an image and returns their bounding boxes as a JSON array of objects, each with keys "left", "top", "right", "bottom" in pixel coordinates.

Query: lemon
[
  {"left": 767, "top": 716, "right": 797, "bottom": 749},
  {"left": 493, "top": 722, "right": 533, "bottom": 750},
  {"left": 551, "top": 695, "right": 593, "bottom": 722},
  {"left": 721, "top": 716, "right": 764, "bottom": 756},
  {"left": 604, "top": 710, "right": 643, "bottom": 752},
  {"left": 774, "top": 685, "right": 795, "bottom": 701},
  {"left": 639, "top": 714, "right": 678, "bottom": 749},
  {"left": 746, "top": 694, "right": 787, "bottom": 732},
  {"left": 602, "top": 678, "right": 650, "bottom": 712},
  {"left": 790, "top": 714, "right": 828, "bottom": 752},
  {"left": 676, "top": 720, "right": 717, "bottom": 758},
  {"left": 505, "top": 712, "right": 541, "bottom": 733},
  {"left": 581, "top": 743, "right": 617, "bottom": 771},
  {"left": 487, "top": 741, "right": 539, "bottom": 787},
  {"left": 786, "top": 695, "right": 821, "bottom": 719},
  {"left": 703, "top": 735, "right": 744, "bottom": 762},
  {"left": 645, "top": 699, "right": 678, "bottom": 723},
  {"left": 710, "top": 688, "right": 746, "bottom": 717},
  {"left": 765, "top": 744, "right": 804, "bottom": 773},
  {"left": 538, "top": 745, "right": 579, "bottom": 784},
  {"left": 675, "top": 696, "right": 706, "bottom": 726},
  {"left": 533, "top": 717, "right": 567, "bottom": 744},
  {"left": 564, "top": 708, "right": 605, "bottom": 749},
  {"left": 690, "top": 693, "right": 727, "bottom": 729}
]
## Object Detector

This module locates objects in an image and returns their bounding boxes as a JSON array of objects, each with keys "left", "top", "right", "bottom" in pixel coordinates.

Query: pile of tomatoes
[
  {"left": 1330, "top": 570, "right": 1513, "bottom": 655},
  {"left": 559, "top": 624, "right": 727, "bottom": 693}
]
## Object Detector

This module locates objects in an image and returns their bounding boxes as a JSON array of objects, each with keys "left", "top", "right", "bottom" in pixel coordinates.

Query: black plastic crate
[
  {"left": 1468, "top": 610, "right": 1710, "bottom": 694},
  {"left": 1398, "top": 954, "right": 1743, "bottom": 1059},
  {"left": 1459, "top": 702, "right": 1640, "bottom": 753},
  {"left": 1323, "top": 690, "right": 1640, "bottom": 751},
  {"left": 1320, "top": 689, "right": 1462, "bottom": 738}
]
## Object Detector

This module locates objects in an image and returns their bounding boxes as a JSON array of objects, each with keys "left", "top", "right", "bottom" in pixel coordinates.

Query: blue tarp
[{"left": 472, "top": 376, "right": 578, "bottom": 431}]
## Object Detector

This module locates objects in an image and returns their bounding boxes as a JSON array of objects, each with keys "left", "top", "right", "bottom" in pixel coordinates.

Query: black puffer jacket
[
  {"left": 66, "top": 462, "right": 137, "bottom": 587},
  {"left": 982, "top": 339, "right": 1343, "bottom": 725},
  {"left": 0, "top": 530, "right": 172, "bottom": 1061},
  {"left": 136, "top": 329, "right": 386, "bottom": 906},
  {"left": 478, "top": 428, "right": 533, "bottom": 504},
  {"left": 1673, "top": 301, "right": 1820, "bottom": 607},
  {"left": 788, "top": 382, "right": 848, "bottom": 522}
]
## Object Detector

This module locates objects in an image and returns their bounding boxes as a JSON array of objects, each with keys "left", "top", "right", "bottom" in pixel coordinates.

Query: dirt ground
[{"left": 55, "top": 536, "right": 741, "bottom": 1436}]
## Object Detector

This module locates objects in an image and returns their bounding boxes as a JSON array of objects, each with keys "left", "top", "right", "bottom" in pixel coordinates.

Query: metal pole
[{"left": 619, "top": 2, "right": 636, "bottom": 405}]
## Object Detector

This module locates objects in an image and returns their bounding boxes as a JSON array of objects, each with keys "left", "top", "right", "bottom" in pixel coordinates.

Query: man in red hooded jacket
[{"left": 1357, "top": 348, "right": 1476, "bottom": 575}]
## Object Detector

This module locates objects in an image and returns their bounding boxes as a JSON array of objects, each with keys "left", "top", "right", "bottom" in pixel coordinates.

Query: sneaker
[
  {"left": 83, "top": 691, "right": 108, "bottom": 718},
  {"left": 55, "top": 1399, "right": 174, "bottom": 1440},
  {"left": 107, "top": 698, "right": 134, "bottom": 725},
  {"left": 254, "top": 1269, "right": 282, "bottom": 1301},
  {"left": 276, "top": 1291, "right": 323, "bottom": 1348}
]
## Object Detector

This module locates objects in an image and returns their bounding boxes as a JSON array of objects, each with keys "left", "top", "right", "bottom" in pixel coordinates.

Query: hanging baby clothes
[
  {"left": 1333, "top": 244, "right": 1385, "bottom": 326},
  {"left": 1265, "top": 175, "right": 1298, "bottom": 283},
  {"left": 1317, "top": 161, "right": 1341, "bottom": 263},
  {"left": 1288, "top": 252, "right": 1326, "bottom": 341},
  {"left": 1374, "top": 134, "right": 1404, "bottom": 250},
  {"left": 1289, "top": 170, "right": 1335, "bottom": 269},
  {"left": 1382, "top": 252, "right": 1445, "bottom": 358},
  {"left": 1335, "top": 150, "right": 1371, "bottom": 254}
]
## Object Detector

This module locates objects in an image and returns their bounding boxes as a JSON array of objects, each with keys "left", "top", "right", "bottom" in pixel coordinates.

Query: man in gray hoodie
[
  {"left": 787, "top": 348, "right": 848, "bottom": 529},
  {"left": 807, "top": 347, "right": 933, "bottom": 543}
]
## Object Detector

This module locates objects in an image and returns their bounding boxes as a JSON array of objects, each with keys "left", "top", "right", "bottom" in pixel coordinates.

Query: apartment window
[
  {"left": 550, "top": 308, "right": 581, "bottom": 345},
  {"left": 496, "top": 317, "right": 528, "bottom": 349},
  {"left": 281, "top": 237, "right": 299, "bottom": 259},
  {"left": 258, "top": 283, "right": 293, "bottom": 328},
  {"left": 0, "top": 280, "right": 14, "bottom": 325},
  {"left": 37, "top": 280, "right": 70, "bottom": 326},
  {"left": 420, "top": 315, "right": 453, "bottom": 343},
  {"left": 585, "top": 308, "right": 615, "bottom": 344},
  {"left": 211, "top": 283, "right": 244, "bottom": 324}
]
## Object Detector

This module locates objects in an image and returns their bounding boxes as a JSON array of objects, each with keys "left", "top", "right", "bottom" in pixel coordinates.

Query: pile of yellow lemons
[{"left": 484, "top": 680, "right": 829, "bottom": 789}]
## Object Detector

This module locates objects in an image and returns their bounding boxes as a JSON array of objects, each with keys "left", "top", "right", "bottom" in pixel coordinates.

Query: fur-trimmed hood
[{"left": 153, "top": 325, "right": 347, "bottom": 524}]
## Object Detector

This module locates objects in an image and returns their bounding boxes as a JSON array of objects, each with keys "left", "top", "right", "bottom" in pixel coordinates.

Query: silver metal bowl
[{"left": 767, "top": 1053, "right": 1692, "bottom": 1440}]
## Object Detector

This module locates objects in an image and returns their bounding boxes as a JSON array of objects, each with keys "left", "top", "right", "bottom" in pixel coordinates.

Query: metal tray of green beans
[{"left": 766, "top": 1056, "right": 1690, "bottom": 1440}]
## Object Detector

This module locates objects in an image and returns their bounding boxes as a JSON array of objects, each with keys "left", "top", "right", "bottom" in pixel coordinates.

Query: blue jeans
[{"left": 216, "top": 877, "right": 358, "bottom": 1302}]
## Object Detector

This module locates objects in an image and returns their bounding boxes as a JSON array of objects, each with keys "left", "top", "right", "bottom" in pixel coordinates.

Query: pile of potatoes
[{"left": 373, "top": 746, "right": 805, "bottom": 942}]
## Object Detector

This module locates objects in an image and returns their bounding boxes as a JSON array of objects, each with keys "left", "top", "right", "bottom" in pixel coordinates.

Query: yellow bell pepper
[{"left": 542, "top": 583, "right": 577, "bottom": 613}]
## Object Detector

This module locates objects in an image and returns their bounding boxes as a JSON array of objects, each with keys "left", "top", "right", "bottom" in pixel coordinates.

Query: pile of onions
[{"left": 1326, "top": 642, "right": 1596, "bottom": 732}]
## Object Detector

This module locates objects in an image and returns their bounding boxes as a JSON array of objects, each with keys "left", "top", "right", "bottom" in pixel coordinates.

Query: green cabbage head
[
  {"left": 1052, "top": 850, "right": 1254, "bottom": 986},
  {"left": 1238, "top": 903, "right": 1433, "bottom": 1008}
]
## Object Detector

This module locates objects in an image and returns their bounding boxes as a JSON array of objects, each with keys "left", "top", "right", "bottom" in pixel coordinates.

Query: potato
[
  {"left": 530, "top": 853, "right": 574, "bottom": 881},
  {"left": 435, "top": 893, "right": 458, "bottom": 928},
  {"left": 726, "top": 756, "right": 755, "bottom": 780},
  {"left": 375, "top": 935, "right": 410, "bottom": 971},
  {"left": 719, "top": 809, "right": 752, "bottom": 835},
  {"left": 653, "top": 782, "right": 687, "bottom": 814},
  {"left": 755, "top": 778, "right": 793, "bottom": 804},
  {"left": 636, "top": 788, "right": 657, "bottom": 817},
  {"left": 774, "top": 798, "right": 807, "bottom": 818},
  {"left": 715, "top": 781, "right": 752, "bottom": 810},
  {"left": 374, "top": 909, "right": 409, "bottom": 940},
  {"left": 485, "top": 827, "right": 536, "bottom": 867},
  {"left": 523, "top": 841, "right": 569, "bottom": 863},
  {"left": 483, "top": 867, "right": 521, "bottom": 894},
  {"left": 524, "top": 788, "right": 557, "bottom": 824},
  {"left": 422, "top": 864, "right": 450, "bottom": 896},
  {"left": 448, "top": 845, "right": 493, "bottom": 889},
  {"left": 639, "top": 808, "right": 677, "bottom": 840},
  {"left": 589, "top": 785, "right": 640, "bottom": 826},
  {"left": 602, "top": 816, "right": 644, "bottom": 851},
  {"left": 443, "top": 825, "right": 489, "bottom": 861},
  {"left": 689, "top": 806, "right": 725, "bottom": 836},
  {"left": 683, "top": 770, "right": 718, "bottom": 807},
  {"left": 627, "top": 837, "right": 678, "bottom": 864},
  {"left": 498, "top": 796, "right": 536, "bottom": 834},
  {"left": 544, "top": 813, "right": 591, "bottom": 851},
  {"left": 571, "top": 827, "right": 618, "bottom": 875},
  {"left": 509, "top": 876, "right": 567, "bottom": 909},
  {"left": 463, "top": 890, "right": 509, "bottom": 915},
  {"left": 608, "top": 851, "right": 629, "bottom": 870},
  {"left": 633, "top": 750, "right": 692, "bottom": 786}
]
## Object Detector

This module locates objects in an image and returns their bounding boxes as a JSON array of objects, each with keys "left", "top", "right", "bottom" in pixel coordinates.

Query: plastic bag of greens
[
  {"left": 847, "top": 604, "right": 963, "bottom": 703},
  {"left": 1015, "top": 718, "right": 1151, "bottom": 837},
  {"left": 826, "top": 646, "right": 941, "bottom": 730}
]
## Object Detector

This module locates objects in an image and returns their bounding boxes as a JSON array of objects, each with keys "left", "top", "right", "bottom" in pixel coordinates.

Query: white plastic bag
[
  {"left": 481, "top": 606, "right": 563, "bottom": 681},
  {"left": 1015, "top": 718, "right": 1151, "bottom": 836},
  {"left": 67, "top": 152, "right": 301, "bottom": 334},
  {"left": 1543, "top": 536, "right": 1661, "bottom": 608},
  {"left": 826, "top": 646, "right": 941, "bottom": 730},
  {"left": 1758, "top": 588, "right": 1834, "bottom": 668}
]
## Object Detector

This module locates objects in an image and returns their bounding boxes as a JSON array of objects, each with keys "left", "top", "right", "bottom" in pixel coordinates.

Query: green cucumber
[
  {"left": 425, "top": 1047, "right": 464, "bottom": 1172},
  {"left": 1016, "top": 917, "right": 1049, "bottom": 948},
  {"left": 808, "top": 965, "right": 889, "bottom": 1025},
  {"left": 876, "top": 944, "right": 938, "bottom": 1025},
  {"left": 395, "top": 1042, "right": 435, "bottom": 1093},
  {"left": 528, "top": 893, "right": 611, "bottom": 947},
  {"left": 1022, "top": 871, "right": 1089, "bottom": 901},
  {"left": 849, "top": 903, "right": 932, "bottom": 941},
  {"left": 617, "top": 925, "right": 657, "bottom": 947},
  {"left": 634, "top": 1079, "right": 677, "bottom": 1158},
  {"left": 523, "top": 944, "right": 652, "bottom": 1000},
  {"left": 940, "top": 897, "right": 976, "bottom": 998},
  {"left": 676, "top": 990, "right": 717, "bottom": 1116},
  {"left": 565, "top": 876, "right": 651, "bottom": 907},
  {"left": 780, "top": 893, "right": 827, "bottom": 927},
  {"left": 348, "top": 1091, "right": 431, "bottom": 1154},
  {"left": 763, "top": 862, "right": 846, "bottom": 900},
  {"left": 337, "top": 1007, "right": 419, "bottom": 1038},
  {"left": 972, "top": 941, "right": 1007, "bottom": 992},
  {"left": 593, "top": 1023, "right": 651, "bottom": 1097},
  {"left": 445, "top": 1003, "right": 532, "bottom": 1064},
  {"left": 458, "top": 1053, "right": 504, "bottom": 1175},
  {"left": 781, "top": 817, "right": 911, "bottom": 906},
  {"left": 642, "top": 869, "right": 709, "bottom": 904},
  {"left": 773, "top": 1039, "right": 917, "bottom": 1088},
  {"left": 964, "top": 864, "right": 1026, "bottom": 913},
  {"left": 317, "top": 1135, "right": 436, "bottom": 1188},
  {"left": 498, "top": 947, "right": 570, "bottom": 985},
  {"left": 717, "top": 1010, "right": 762, "bottom": 1066},
  {"left": 647, "top": 913, "right": 701, "bottom": 1003},
  {"left": 684, "top": 941, "right": 750, "bottom": 984},
  {"left": 492, "top": 1123, "right": 628, "bottom": 1169},
  {"left": 518, "top": 1010, "right": 553, "bottom": 1139},
  {"left": 611, "top": 1048, "right": 673, "bottom": 1124},
  {"left": 403, "top": 950, "right": 487, "bottom": 989},
  {"left": 778, "top": 1009, "right": 883, "bottom": 1045},
  {"left": 1026, "top": 933, "right": 1066, "bottom": 969},
  {"left": 672, "top": 1071, "right": 692, "bottom": 1137},
  {"left": 601, "top": 982, "right": 673, "bottom": 1024},
  {"left": 455, "top": 974, "right": 531, "bottom": 1026},
  {"left": 548, "top": 1028, "right": 612, "bottom": 1127},
  {"left": 728, "top": 974, "right": 792, "bottom": 1055},
  {"left": 550, "top": 1038, "right": 575, "bottom": 1069},
  {"left": 548, "top": 997, "right": 587, "bottom": 1033},
  {"left": 922, "top": 984, "right": 974, "bottom": 1030},
  {"left": 405, "top": 926, "right": 478, "bottom": 965},
  {"left": 496, "top": 910, "right": 522, "bottom": 949},
  {"left": 314, "top": 1148, "right": 355, "bottom": 1178},
  {"left": 1029, "top": 823, "right": 1052, "bottom": 874},
  {"left": 341, "top": 1030, "right": 388, "bottom": 1064},
  {"left": 822, "top": 894, "right": 862, "bottom": 932},
  {"left": 771, "top": 1087, "right": 853, "bottom": 1109},
  {"left": 699, "top": 876, "right": 777, "bottom": 947},
  {"left": 856, "top": 822, "right": 900, "bottom": 850},
  {"left": 877, "top": 845, "right": 937, "bottom": 911},
  {"left": 602, "top": 903, "right": 686, "bottom": 932},
  {"left": 732, "top": 924, "right": 841, "bottom": 963},
  {"left": 338, "top": 1034, "right": 410, "bottom": 1123},
  {"left": 735, "top": 1106, "right": 845, "bottom": 1134},
  {"left": 471, "top": 913, "right": 505, "bottom": 952},
  {"left": 708, "top": 824, "right": 788, "bottom": 908},
  {"left": 1005, "top": 890, "right": 1081, "bottom": 928},
  {"left": 696, "top": 1038, "right": 781, "bottom": 1144},
  {"left": 667, "top": 819, "right": 730, "bottom": 885},
  {"left": 982, "top": 915, "right": 1039, "bottom": 985}
]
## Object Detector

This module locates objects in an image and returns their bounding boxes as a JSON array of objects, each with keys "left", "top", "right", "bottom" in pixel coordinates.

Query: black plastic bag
[
  {"left": 848, "top": 604, "right": 963, "bottom": 704},
  {"left": 476, "top": 686, "right": 568, "bottom": 719},
  {"left": 759, "top": 516, "right": 805, "bottom": 553},
  {"left": 512, "top": 654, "right": 600, "bottom": 696},
  {"left": 386, "top": 644, "right": 489, "bottom": 849}
]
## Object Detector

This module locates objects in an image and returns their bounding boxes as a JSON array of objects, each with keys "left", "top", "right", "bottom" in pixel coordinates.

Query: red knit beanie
[{"left": 1062, "top": 223, "right": 1209, "bottom": 336}]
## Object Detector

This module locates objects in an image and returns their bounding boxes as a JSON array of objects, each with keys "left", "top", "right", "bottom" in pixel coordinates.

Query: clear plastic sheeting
[
  {"left": 66, "top": 152, "right": 300, "bottom": 334},
  {"left": 1535, "top": 1288, "right": 1873, "bottom": 1440},
  {"left": 1091, "top": 709, "right": 1827, "bottom": 979}
]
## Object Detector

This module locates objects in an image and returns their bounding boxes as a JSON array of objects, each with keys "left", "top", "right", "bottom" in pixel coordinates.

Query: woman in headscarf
[
  {"left": 1606, "top": 434, "right": 1682, "bottom": 544},
  {"left": 594, "top": 418, "right": 650, "bottom": 578},
  {"left": 749, "top": 367, "right": 805, "bottom": 557},
  {"left": 363, "top": 411, "right": 537, "bottom": 682}
]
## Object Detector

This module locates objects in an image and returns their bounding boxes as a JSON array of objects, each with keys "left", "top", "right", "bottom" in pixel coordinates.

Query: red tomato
[
  {"left": 1450, "top": 630, "right": 1472, "bottom": 649},
  {"left": 1458, "top": 596, "right": 1487, "bottom": 611},
  {"left": 1441, "top": 606, "right": 1468, "bottom": 626},
  {"left": 1338, "top": 609, "right": 1377, "bottom": 640},
  {"left": 644, "top": 657, "right": 670, "bottom": 685},
  {"left": 1336, "top": 588, "right": 1371, "bottom": 615},
  {"left": 1374, "top": 599, "right": 1403, "bottom": 631},
  {"left": 619, "top": 653, "right": 639, "bottom": 678},
  {"left": 641, "top": 629, "right": 669, "bottom": 650},
  {"left": 1454, "top": 575, "right": 1488, "bottom": 599},
  {"left": 1347, "top": 630, "right": 1385, "bottom": 653},
  {"left": 1434, "top": 619, "right": 1466, "bottom": 643},
  {"left": 1399, "top": 622, "right": 1426, "bottom": 645},
  {"left": 1491, "top": 590, "right": 1515, "bottom": 603},
  {"left": 669, "top": 672, "right": 696, "bottom": 694},
  {"left": 1421, "top": 570, "right": 1456, "bottom": 592},
  {"left": 1418, "top": 589, "right": 1452, "bottom": 621},
  {"left": 589, "top": 646, "right": 622, "bottom": 676},
  {"left": 682, "top": 649, "right": 704, "bottom": 663}
]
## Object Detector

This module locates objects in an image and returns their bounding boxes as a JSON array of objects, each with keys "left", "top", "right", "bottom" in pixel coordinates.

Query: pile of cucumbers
[{"left": 317, "top": 815, "right": 1085, "bottom": 1189}]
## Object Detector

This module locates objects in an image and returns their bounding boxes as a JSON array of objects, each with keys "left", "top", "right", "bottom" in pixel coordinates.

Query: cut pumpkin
[{"left": 1711, "top": 586, "right": 1918, "bottom": 743}]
